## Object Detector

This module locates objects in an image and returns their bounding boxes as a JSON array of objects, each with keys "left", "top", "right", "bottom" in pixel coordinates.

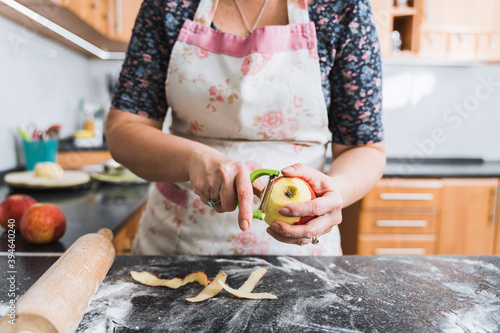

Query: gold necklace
[{"left": 234, "top": 0, "right": 270, "bottom": 34}]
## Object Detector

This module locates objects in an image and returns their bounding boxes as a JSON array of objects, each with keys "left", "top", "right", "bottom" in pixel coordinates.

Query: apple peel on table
[
  {"left": 263, "top": 176, "right": 317, "bottom": 225},
  {"left": 130, "top": 267, "right": 277, "bottom": 302},
  {"left": 219, "top": 267, "right": 277, "bottom": 300},
  {"left": 186, "top": 272, "right": 227, "bottom": 303},
  {"left": 130, "top": 271, "right": 209, "bottom": 289}
]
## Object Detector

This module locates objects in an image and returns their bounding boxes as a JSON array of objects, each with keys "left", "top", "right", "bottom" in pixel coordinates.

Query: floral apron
[{"left": 132, "top": 0, "right": 341, "bottom": 256}]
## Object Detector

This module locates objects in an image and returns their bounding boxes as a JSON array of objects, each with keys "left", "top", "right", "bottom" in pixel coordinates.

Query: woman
[{"left": 106, "top": 0, "right": 385, "bottom": 256}]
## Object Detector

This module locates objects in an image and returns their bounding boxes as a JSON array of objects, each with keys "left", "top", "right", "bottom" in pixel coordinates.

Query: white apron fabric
[{"left": 132, "top": 0, "right": 341, "bottom": 256}]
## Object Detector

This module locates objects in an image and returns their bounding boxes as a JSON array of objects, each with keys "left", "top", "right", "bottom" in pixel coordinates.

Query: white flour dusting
[
  {"left": 0, "top": 303, "right": 9, "bottom": 318},
  {"left": 76, "top": 271, "right": 148, "bottom": 332},
  {"left": 438, "top": 281, "right": 500, "bottom": 332}
]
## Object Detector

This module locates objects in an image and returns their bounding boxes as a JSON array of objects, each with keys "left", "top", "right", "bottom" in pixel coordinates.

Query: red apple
[
  {"left": 0, "top": 194, "right": 37, "bottom": 230},
  {"left": 20, "top": 203, "right": 66, "bottom": 244},
  {"left": 263, "top": 176, "right": 316, "bottom": 225}
]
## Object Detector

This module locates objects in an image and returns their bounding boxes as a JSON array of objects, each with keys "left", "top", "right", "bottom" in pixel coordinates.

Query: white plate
[{"left": 4, "top": 171, "right": 91, "bottom": 188}]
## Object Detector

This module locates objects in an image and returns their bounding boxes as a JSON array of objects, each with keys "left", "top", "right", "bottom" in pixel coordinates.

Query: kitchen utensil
[
  {"left": 4, "top": 170, "right": 90, "bottom": 189},
  {"left": 45, "top": 124, "right": 62, "bottom": 138},
  {"left": 250, "top": 168, "right": 280, "bottom": 220},
  {"left": 17, "top": 126, "right": 31, "bottom": 142},
  {"left": 0, "top": 228, "right": 115, "bottom": 333}
]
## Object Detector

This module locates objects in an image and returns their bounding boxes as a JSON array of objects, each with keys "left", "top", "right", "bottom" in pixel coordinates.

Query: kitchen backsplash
[
  {"left": 1, "top": 15, "right": 499, "bottom": 172},
  {"left": 0, "top": 17, "right": 122, "bottom": 171},
  {"left": 382, "top": 62, "right": 500, "bottom": 161}
]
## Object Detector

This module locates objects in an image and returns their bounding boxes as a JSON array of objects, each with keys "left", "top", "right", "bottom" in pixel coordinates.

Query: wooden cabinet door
[
  {"left": 358, "top": 234, "right": 436, "bottom": 255},
  {"left": 58, "top": 0, "right": 110, "bottom": 36},
  {"left": 494, "top": 180, "right": 500, "bottom": 254},
  {"left": 369, "top": 0, "right": 393, "bottom": 57},
  {"left": 362, "top": 179, "right": 443, "bottom": 210},
  {"left": 107, "top": 0, "right": 143, "bottom": 43},
  {"left": 439, "top": 179, "right": 499, "bottom": 255}
]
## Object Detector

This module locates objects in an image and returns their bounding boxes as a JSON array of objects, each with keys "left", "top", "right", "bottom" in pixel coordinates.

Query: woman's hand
[
  {"left": 187, "top": 149, "right": 254, "bottom": 231},
  {"left": 266, "top": 163, "right": 344, "bottom": 245}
]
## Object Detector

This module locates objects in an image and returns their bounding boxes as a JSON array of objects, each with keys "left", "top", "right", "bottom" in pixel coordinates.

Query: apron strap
[
  {"left": 287, "top": 0, "right": 310, "bottom": 24},
  {"left": 193, "top": 0, "right": 219, "bottom": 27}
]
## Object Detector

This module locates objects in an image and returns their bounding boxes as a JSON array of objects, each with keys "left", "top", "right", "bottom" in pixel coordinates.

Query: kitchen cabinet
[
  {"left": 370, "top": 0, "right": 422, "bottom": 57},
  {"left": 57, "top": 150, "right": 112, "bottom": 170},
  {"left": 355, "top": 177, "right": 500, "bottom": 255},
  {"left": 357, "top": 178, "right": 443, "bottom": 255},
  {"left": 0, "top": 0, "right": 140, "bottom": 55},
  {"left": 495, "top": 182, "right": 500, "bottom": 254},
  {"left": 113, "top": 200, "right": 146, "bottom": 255},
  {"left": 438, "top": 178, "right": 499, "bottom": 255},
  {"left": 55, "top": 0, "right": 142, "bottom": 43},
  {"left": 55, "top": 0, "right": 111, "bottom": 37},
  {"left": 106, "top": 0, "right": 143, "bottom": 43},
  {"left": 370, "top": 0, "right": 500, "bottom": 61}
]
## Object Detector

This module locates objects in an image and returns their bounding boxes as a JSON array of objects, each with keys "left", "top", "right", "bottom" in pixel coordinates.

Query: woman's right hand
[{"left": 187, "top": 149, "right": 254, "bottom": 231}]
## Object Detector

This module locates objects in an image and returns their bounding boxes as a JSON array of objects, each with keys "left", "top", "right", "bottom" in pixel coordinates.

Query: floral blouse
[{"left": 111, "top": 0, "right": 383, "bottom": 145}]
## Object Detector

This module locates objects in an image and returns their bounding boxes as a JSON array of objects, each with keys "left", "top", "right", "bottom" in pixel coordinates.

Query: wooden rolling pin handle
[
  {"left": 0, "top": 229, "right": 116, "bottom": 333},
  {"left": 97, "top": 228, "right": 114, "bottom": 241}
]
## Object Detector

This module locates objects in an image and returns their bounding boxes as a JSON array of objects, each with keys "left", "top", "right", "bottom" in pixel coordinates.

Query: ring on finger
[
  {"left": 207, "top": 199, "right": 221, "bottom": 208},
  {"left": 311, "top": 236, "right": 319, "bottom": 245}
]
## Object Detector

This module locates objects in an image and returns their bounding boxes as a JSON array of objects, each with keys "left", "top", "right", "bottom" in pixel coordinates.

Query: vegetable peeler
[{"left": 250, "top": 168, "right": 280, "bottom": 221}]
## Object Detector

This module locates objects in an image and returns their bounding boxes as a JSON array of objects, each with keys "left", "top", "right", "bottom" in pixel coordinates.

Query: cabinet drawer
[
  {"left": 358, "top": 235, "right": 436, "bottom": 255},
  {"left": 419, "top": 32, "right": 448, "bottom": 58},
  {"left": 362, "top": 180, "right": 443, "bottom": 210},
  {"left": 477, "top": 34, "right": 500, "bottom": 60},
  {"left": 449, "top": 33, "right": 477, "bottom": 60},
  {"left": 359, "top": 211, "right": 437, "bottom": 234},
  {"left": 58, "top": 151, "right": 112, "bottom": 170}
]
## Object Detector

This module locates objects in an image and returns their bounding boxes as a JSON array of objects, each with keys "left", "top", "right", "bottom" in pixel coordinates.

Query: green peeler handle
[{"left": 250, "top": 168, "right": 280, "bottom": 220}]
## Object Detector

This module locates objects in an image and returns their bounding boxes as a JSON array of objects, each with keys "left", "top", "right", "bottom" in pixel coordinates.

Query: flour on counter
[{"left": 76, "top": 267, "right": 148, "bottom": 332}]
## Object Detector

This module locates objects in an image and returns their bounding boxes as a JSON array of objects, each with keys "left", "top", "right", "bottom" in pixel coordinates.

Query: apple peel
[
  {"left": 130, "top": 271, "right": 209, "bottom": 289},
  {"left": 220, "top": 267, "right": 277, "bottom": 299},
  {"left": 131, "top": 268, "right": 277, "bottom": 302},
  {"left": 186, "top": 272, "right": 227, "bottom": 303}
]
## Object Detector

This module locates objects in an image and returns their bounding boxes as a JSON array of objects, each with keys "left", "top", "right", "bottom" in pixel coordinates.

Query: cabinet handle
[
  {"left": 491, "top": 186, "right": 499, "bottom": 227},
  {"left": 374, "top": 248, "right": 426, "bottom": 255},
  {"left": 379, "top": 193, "right": 434, "bottom": 201},
  {"left": 375, "top": 220, "right": 428, "bottom": 228},
  {"left": 115, "top": 0, "right": 123, "bottom": 34}
]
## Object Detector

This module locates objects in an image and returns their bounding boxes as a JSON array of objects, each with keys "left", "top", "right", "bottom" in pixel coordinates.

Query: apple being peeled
[
  {"left": 263, "top": 177, "right": 316, "bottom": 225},
  {"left": 20, "top": 203, "right": 66, "bottom": 244},
  {"left": 0, "top": 194, "right": 37, "bottom": 230}
]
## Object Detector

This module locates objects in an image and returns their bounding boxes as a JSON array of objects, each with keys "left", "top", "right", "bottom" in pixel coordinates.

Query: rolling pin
[{"left": 0, "top": 228, "right": 115, "bottom": 333}]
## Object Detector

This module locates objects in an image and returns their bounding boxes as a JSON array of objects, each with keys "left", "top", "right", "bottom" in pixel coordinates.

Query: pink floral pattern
[
  {"left": 194, "top": 46, "right": 209, "bottom": 59},
  {"left": 162, "top": 200, "right": 186, "bottom": 228},
  {"left": 230, "top": 232, "right": 269, "bottom": 255},
  {"left": 240, "top": 53, "right": 265, "bottom": 76},
  {"left": 256, "top": 110, "right": 300, "bottom": 140}
]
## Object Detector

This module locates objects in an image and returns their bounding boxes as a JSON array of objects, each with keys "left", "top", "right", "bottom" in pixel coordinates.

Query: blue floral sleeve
[{"left": 324, "top": 0, "right": 384, "bottom": 145}]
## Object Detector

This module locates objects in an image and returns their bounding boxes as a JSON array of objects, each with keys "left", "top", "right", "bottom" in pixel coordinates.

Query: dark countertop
[
  {"left": 58, "top": 137, "right": 109, "bottom": 152},
  {"left": 384, "top": 158, "right": 500, "bottom": 178},
  {"left": 0, "top": 255, "right": 499, "bottom": 332},
  {"left": 0, "top": 181, "right": 150, "bottom": 253},
  {"left": 326, "top": 157, "right": 500, "bottom": 178}
]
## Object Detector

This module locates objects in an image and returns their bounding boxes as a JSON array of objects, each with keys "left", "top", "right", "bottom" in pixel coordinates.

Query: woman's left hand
[{"left": 266, "top": 163, "right": 344, "bottom": 245}]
